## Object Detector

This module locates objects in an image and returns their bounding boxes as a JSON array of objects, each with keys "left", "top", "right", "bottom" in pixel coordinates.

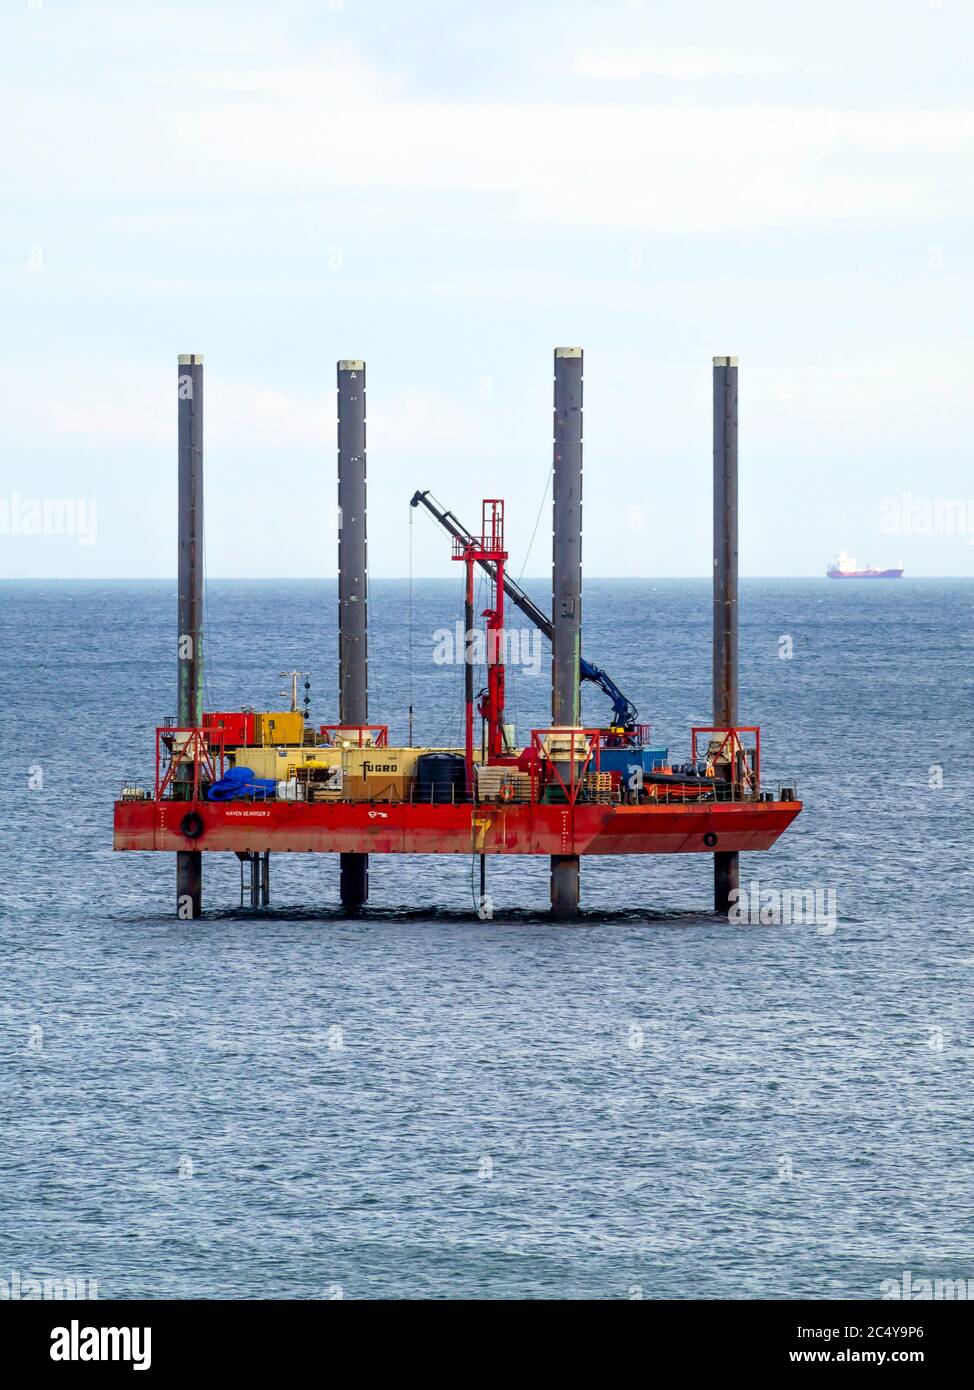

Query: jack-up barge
[{"left": 113, "top": 351, "right": 801, "bottom": 918}]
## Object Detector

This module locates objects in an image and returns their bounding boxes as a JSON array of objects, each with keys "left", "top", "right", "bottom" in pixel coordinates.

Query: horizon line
[{"left": 2, "top": 574, "right": 962, "bottom": 584}]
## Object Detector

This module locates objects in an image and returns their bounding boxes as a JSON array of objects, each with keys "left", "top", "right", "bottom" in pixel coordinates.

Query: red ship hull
[{"left": 114, "top": 797, "right": 802, "bottom": 857}]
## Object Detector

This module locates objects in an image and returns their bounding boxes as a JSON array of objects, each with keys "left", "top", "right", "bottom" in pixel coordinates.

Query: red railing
[
  {"left": 480, "top": 498, "right": 504, "bottom": 552},
  {"left": 591, "top": 723, "right": 653, "bottom": 752},
  {"left": 155, "top": 726, "right": 225, "bottom": 801},
  {"left": 529, "top": 727, "right": 601, "bottom": 806},
  {"left": 317, "top": 724, "right": 389, "bottom": 747},
  {"left": 451, "top": 499, "right": 506, "bottom": 560},
  {"left": 690, "top": 726, "right": 760, "bottom": 794}
]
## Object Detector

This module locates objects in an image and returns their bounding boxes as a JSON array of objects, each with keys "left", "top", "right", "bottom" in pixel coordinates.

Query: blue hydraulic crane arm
[
  {"left": 579, "top": 657, "right": 639, "bottom": 731},
  {"left": 410, "top": 489, "right": 639, "bottom": 732}
]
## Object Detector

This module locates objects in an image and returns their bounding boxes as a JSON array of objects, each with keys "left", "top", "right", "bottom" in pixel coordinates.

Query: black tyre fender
[
  {"left": 703, "top": 830, "right": 718, "bottom": 848},
  {"left": 180, "top": 810, "right": 205, "bottom": 840}
]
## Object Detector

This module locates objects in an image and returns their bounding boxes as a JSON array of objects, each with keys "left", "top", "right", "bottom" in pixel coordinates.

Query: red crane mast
[{"left": 453, "top": 499, "right": 507, "bottom": 786}]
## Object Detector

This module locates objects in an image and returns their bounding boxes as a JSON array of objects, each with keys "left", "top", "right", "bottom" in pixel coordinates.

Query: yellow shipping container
[
  {"left": 344, "top": 773, "right": 408, "bottom": 803},
  {"left": 227, "top": 745, "right": 480, "bottom": 797},
  {"left": 230, "top": 746, "right": 341, "bottom": 780},
  {"left": 254, "top": 711, "right": 305, "bottom": 746},
  {"left": 341, "top": 748, "right": 414, "bottom": 777}
]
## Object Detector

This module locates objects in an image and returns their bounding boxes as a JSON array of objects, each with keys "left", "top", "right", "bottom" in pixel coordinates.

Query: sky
[{"left": 1, "top": 0, "right": 972, "bottom": 578}]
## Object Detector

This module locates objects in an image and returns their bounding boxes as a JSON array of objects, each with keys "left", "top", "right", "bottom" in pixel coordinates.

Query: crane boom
[{"left": 410, "top": 490, "right": 639, "bottom": 732}]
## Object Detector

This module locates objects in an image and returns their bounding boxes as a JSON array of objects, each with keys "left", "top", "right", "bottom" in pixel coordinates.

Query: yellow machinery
[
  {"left": 254, "top": 711, "right": 305, "bottom": 746},
  {"left": 226, "top": 744, "right": 482, "bottom": 803}
]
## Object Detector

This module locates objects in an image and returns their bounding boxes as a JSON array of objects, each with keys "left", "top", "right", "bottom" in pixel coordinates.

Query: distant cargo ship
[{"left": 827, "top": 550, "right": 904, "bottom": 579}]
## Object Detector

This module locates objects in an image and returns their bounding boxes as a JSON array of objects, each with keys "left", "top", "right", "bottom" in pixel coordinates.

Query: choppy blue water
[{"left": 2, "top": 578, "right": 972, "bottom": 1299}]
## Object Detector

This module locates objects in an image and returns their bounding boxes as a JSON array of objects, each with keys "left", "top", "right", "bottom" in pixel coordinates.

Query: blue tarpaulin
[{"left": 207, "top": 767, "right": 278, "bottom": 801}]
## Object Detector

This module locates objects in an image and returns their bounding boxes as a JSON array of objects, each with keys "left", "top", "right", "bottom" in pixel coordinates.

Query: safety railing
[
  {"left": 765, "top": 779, "right": 800, "bottom": 803},
  {"left": 118, "top": 782, "right": 151, "bottom": 802},
  {"left": 690, "top": 725, "right": 761, "bottom": 796},
  {"left": 451, "top": 498, "right": 506, "bottom": 558},
  {"left": 528, "top": 728, "right": 602, "bottom": 806},
  {"left": 591, "top": 723, "right": 653, "bottom": 750},
  {"left": 155, "top": 726, "right": 226, "bottom": 800},
  {"left": 317, "top": 724, "right": 389, "bottom": 747},
  {"left": 146, "top": 718, "right": 797, "bottom": 809}
]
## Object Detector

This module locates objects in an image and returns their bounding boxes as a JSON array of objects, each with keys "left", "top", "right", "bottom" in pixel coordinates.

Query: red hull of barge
[{"left": 114, "top": 797, "right": 801, "bottom": 856}]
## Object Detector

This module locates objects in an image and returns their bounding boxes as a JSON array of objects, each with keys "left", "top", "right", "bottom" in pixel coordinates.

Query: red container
[{"left": 203, "top": 711, "right": 256, "bottom": 745}]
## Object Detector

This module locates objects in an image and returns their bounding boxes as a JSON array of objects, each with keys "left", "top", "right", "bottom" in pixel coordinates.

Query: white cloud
[
  {"left": 571, "top": 45, "right": 790, "bottom": 81},
  {"left": 181, "top": 50, "right": 407, "bottom": 108},
  {"left": 4, "top": 2, "right": 974, "bottom": 577},
  {"left": 6, "top": 88, "right": 972, "bottom": 235},
  {"left": 4, "top": 3, "right": 973, "bottom": 238},
  {"left": 1, "top": 359, "right": 496, "bottom": 460}
]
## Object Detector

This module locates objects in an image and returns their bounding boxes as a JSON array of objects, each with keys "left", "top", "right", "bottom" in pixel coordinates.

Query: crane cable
[
  {"left": 407, "top": 504, "right": 414, "bottom": 745},
  {"left": 200, "top": 507, "right": 212, "bottom": 718},
  {"left": 517, "top": 463, "right": 552, "bottom": 585}
]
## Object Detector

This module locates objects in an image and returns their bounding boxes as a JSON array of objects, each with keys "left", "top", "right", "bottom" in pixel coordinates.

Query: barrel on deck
[{"left": 414, "top": 753, "right": 467, "bottom": 805}]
